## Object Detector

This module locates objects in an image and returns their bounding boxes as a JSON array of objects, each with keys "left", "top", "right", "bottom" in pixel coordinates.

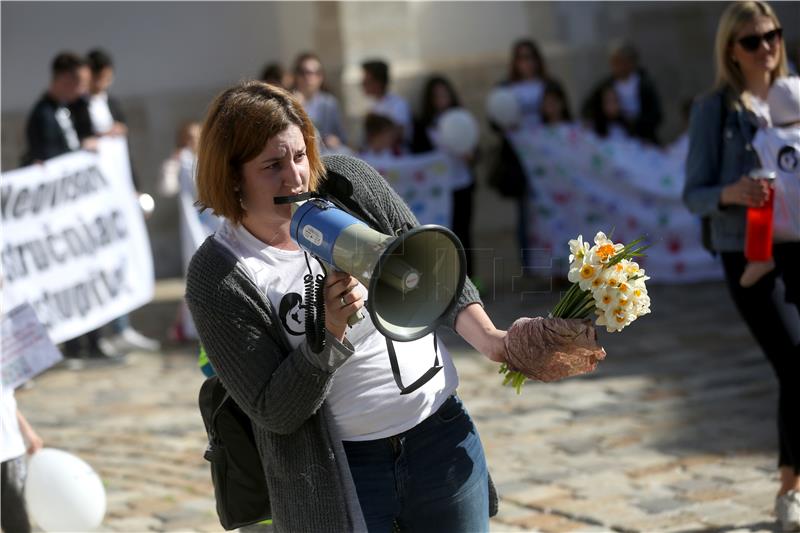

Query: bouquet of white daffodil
[{"left": 499, "top": 231, "right": 650, "bottom": 393}]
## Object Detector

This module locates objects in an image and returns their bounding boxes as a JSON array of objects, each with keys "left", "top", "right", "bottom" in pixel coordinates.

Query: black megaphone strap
[{"left": 386, "top": 333, "right": 443, "bottom": 395}]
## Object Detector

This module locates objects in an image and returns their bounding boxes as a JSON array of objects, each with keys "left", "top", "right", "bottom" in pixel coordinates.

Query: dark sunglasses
[{"left": 737, "top": 28, "right": 782, "bottom": 52}]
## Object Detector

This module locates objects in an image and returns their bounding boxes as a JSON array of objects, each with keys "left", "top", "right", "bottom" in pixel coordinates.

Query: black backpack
[{"left": 198, "top": 376, "right": 271, "bottom": 530}]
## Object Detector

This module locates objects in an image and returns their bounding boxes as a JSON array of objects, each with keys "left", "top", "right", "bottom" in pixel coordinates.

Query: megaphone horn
[{"left": 281, "top": 196, "right": 466, "bottom": 342}]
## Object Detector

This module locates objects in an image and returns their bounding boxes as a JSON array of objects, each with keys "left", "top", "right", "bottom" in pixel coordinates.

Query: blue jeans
[{"left": 343, "top": 395, "right": 489, "bottom": 533}]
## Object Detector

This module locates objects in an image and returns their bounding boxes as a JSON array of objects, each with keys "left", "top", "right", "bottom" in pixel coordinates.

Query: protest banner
[
  {"left": 508, "top": 124, "right": 723, "bottom": 283},
  {"left": 1, "top": 138, "right": 154, "bottom": 343},
  {"left": 1, "top": 303, "right": 63, "bottom": 390},
  {"left": 362, "top": 151, "right": 454, "bottom": 227}
]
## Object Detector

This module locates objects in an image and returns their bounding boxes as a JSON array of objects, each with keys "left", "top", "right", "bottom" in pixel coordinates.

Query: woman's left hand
[{"left": 504, "top": 317, "right": 606, "bottom": 382}]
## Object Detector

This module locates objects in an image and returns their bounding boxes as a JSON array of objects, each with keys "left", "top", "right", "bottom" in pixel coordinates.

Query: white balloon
[
  {"left": 437, "top": 108, "right": 480, "bottom": 156},
  {"left": 25, "top": 448, "right": 106, "bottom": 532},
  {"left": 486, "top": 88, "right": 521, "bottom": 129},
  {"left": 138, "top": 193, "right": 156, "bottom": 218}
]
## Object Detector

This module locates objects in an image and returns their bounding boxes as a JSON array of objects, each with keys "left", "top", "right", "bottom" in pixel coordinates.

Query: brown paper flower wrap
[{"left": 503, "top": 317, "right": 606, "bottom": 383}]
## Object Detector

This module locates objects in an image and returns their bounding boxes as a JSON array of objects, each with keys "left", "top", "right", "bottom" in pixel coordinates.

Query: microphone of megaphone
[{"left": 277, "top": 194, "right": 466, "bottom": 342}]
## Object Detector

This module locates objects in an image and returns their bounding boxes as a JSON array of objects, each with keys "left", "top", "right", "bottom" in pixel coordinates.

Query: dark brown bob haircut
[{"left": 196, "top": 80, "right": 325, "bottom": 223}]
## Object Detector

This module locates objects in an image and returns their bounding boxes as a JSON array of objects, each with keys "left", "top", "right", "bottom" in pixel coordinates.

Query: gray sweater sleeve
[{"left": 185, "top": 239, "right": 354, "bottom": 435}]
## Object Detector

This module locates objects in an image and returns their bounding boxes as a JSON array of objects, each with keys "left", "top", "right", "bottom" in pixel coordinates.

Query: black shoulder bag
[{"left": 198, "top": 376, "right": 271, "bottom": 530}]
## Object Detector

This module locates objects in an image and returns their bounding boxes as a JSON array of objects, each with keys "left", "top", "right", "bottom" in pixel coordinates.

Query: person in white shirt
[
  {"left": 76, "top": 49, "right": 161, "bottom": 356},
  {"left": 742, "top": 76, "right": 800, "bottom": 287},
  {"left": 361, "top": 59, "right": 413, "bottom": 150},
  {"left": 1, "top": 390, "right": 43, "bottom": 533}
]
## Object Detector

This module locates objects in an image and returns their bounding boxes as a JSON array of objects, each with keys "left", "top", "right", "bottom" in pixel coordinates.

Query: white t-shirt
[
  {"left": 371, "top": 93, "right": 414, "bottom": 145},
  {"left": 0, "top": 390, "right": 26, "bottom": 463},
  {"left": 614, "top": 73, "right": 641, "bottom": 121},
  {"left": 88, "top": 92, "right": 115, "bottom": 134},
  {"left": 753, "top": 126, "right": 800, "bottom": 242},
  {"left": 509, "top": 79, "right": 544, "bottom": 128},
  {"left": 54, "top": 106, "right": 80, "bottom": 151},
  {"left": 214, "top": 219, "right": 458, "bottom": 441}
]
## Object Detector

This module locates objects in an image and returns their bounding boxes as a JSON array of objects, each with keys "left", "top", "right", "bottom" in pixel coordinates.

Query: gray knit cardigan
[{"left": 185, "top": 155, "right": 488, "bottom": 532}]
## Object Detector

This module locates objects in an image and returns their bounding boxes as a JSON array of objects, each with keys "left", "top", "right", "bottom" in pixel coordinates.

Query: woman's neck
[
  {"left": 241, "top": 217, "right": 298, "bottom": 250},
  {"left": 745, "top": 71, "right": 772, "bottom": 99}
]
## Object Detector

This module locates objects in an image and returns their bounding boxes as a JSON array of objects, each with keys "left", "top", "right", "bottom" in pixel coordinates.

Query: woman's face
[
  {"left": 513, "top": 46, "right": 539, "bottom": 80},
  {"left": 296, "top": 58, "right": 323, "bottom": 95},
  {"left": 542, "top": 92, "right": 565, "bottom": 123},
  {"left": 731, "top": 15, "right": 782, "bottom": 81},
  {"left": 432, "top": 83, "right": 453, "bottom": 113},
  {"left": 239, "top": 124, "right": 310, "bottom": 225}
]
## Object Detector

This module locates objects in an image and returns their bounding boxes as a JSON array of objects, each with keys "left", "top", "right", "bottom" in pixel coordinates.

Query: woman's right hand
[
  {"left": 324, "top": 271, "right": 364, "bottom": 341},
  {"left": 720, "top": 175, "right": 771, "bottom": 207}
]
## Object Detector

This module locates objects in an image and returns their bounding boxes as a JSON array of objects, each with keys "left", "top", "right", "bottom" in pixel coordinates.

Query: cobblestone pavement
[{"left": 16, "top": 278, "right": 786, "bottom": 532}]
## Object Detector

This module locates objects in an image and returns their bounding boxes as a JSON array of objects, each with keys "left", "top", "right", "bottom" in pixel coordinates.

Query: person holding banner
[
  {"left": 412, "top": 75, "right": 477, "bottom": 278},
  {"left": 21, "top": 52, "right": 93, "bottom": 166},
  {"left": 683, "top": 2, "right": 800, "bottom": 529},
  {"left": 185, "top": 81, "right": 605, "bottom": 532},
  {"left": 488, "top": 39, "right": 551, "bottom": 272}
]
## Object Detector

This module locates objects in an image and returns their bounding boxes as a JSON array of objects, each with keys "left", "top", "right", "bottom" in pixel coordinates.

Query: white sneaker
[
  {"left": 117, "top": 328, "right": 161, "bottom": 352},
  {"left": 776, "top": 490, "right": 800, "bottom": 532}
]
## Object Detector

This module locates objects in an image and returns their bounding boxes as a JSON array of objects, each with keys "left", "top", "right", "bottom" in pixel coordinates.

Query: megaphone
[{"left": 277, "top": 194, "right": 466, "bottom": 342}]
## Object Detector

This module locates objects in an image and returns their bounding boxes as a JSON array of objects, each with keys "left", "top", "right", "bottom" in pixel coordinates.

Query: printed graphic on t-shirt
[
  {"left": 777, "top": 145, "right": 798, "bottom": 172},
  {"left": 279, "top": 292, "right": 307, "bottom": 336}
]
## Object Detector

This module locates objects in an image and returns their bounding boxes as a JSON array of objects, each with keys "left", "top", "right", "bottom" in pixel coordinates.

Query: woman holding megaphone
[{"left": 186, "top": 81, "right": 606, "bottom": 533}]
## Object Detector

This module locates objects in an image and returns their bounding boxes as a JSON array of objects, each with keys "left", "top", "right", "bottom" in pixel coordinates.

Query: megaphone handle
[{"left": 318, "top": 260, "right": 365, "bottom": 327}]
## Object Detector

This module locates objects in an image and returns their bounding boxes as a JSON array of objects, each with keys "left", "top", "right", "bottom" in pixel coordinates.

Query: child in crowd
[
  {"left": 361, "top": 113, "right": 400, "bottom": 158},
  {"left": 741, "top": 76, "right": 800, "bottom": 287},
  {"left": 540, "top": 80, "right": 573, "bottom": 125},
  {"left": 158, "top": 121, "right": 201, "bottom": 198},
  {"left": 589, "top": 84, "right": 633, "bottom": 139},
  {"left": 1, "top": 390, "right": 43, "bottom": 533}
]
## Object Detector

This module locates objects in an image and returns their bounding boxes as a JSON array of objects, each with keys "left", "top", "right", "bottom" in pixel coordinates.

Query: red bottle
[{"left": 744, "top": 169, "right": 777, "bottom": 261}]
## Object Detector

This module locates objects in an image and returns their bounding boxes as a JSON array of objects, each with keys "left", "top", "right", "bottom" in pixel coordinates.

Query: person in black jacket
[
  {"left": 581, "top": 42, "right": 663, "bottom": 144},
  {"left": 21, "top": 52, "right": 94, "bottom": 166}
]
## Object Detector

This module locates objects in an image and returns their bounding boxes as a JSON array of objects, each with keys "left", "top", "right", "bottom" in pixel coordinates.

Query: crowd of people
[{"left": 6, "top": 1, "right": 800, "bottom": 531}]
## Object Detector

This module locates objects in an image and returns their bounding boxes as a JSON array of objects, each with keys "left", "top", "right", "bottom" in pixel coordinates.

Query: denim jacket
[{"left": 683, "top": 87, "right": 762, "bottom": 252}]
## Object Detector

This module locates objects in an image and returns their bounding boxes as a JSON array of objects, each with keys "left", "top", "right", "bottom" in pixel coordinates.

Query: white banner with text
[{"left": 1, "top": 138, "right": 154, "bottom": 344}]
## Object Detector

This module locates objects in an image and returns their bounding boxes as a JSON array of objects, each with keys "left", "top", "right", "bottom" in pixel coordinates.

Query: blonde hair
[
  {"left": 714, "top": 1, "right": 788, "bottom": 94},
  {"left": 195, "top": 81, "right": 324, "bottom": 223}
]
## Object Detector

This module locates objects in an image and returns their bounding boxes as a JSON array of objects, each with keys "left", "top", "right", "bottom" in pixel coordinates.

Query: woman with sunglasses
[
  {"left": 684, "top": 2, "right": 799, "bottom": 530},
  {"left": 292, "top": 52, "right": 347, "bottom": 150}
]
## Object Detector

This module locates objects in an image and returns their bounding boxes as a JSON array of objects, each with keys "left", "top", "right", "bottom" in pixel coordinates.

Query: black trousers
[
  {"left": 451, "top": 184, "right": 475, "bottom": 278},
  {"left": 721, "top": 242, "right": 800, "bottom": 473},
  {"left": 1, "top": 457, "right": 31, "bottom": 533}
]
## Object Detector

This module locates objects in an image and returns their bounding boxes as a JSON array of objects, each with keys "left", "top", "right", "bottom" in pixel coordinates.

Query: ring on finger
[{"left": 340, "top": 295, "right": 347, "bottom": 307}]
